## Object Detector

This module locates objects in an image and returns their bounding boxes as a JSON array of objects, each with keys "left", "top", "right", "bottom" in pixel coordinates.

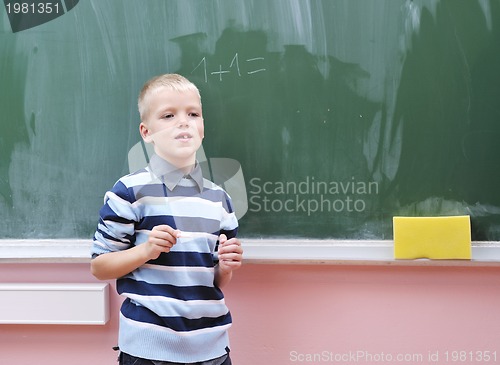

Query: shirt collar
[{"left": 149, "top": 154, "right": 204, "bottom": 192}]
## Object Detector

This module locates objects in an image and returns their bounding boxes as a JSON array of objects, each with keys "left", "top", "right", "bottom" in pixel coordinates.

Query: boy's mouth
[{"left": 175, "top": 132, "right": 193, "bottom": 140}]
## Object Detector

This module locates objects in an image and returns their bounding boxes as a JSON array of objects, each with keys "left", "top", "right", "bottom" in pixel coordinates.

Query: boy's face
[{"left": 140, "top": 87, "right": 204, "bottom": 170}]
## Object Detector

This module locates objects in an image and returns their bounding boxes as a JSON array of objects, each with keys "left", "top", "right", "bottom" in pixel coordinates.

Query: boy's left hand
[{"left": 217, "top": 234, "right": 243, "bottom": 272}]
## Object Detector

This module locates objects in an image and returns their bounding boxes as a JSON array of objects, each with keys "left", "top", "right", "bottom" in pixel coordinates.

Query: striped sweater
[{"left": 92, "top": 154, "right": 238, "bottom": 363}]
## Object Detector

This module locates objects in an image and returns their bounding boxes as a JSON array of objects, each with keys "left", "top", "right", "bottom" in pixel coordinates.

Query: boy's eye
[
  {"left": 189, "top": 112, "right": 200, "bottom": 117},
  {"left": 162, "top": 114, "right": 174, "bottom": 119}
]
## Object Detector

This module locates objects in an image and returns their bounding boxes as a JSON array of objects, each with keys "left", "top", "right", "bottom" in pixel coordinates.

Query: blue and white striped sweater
[{"left": 92, "top": 161, "right": 238, "bottom": 363}]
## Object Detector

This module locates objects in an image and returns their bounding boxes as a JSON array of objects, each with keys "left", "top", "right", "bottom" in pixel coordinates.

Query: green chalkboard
[{"left": 1, "top": 0, "right": 500, "bottom": 240}]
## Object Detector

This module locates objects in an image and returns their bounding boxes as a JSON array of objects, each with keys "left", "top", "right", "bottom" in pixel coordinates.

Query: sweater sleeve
[
  {"left": 219, "top": 191, "right": 238, "bottom": 240},
  {"left": 92, "top": 180, "right": 139, "bottom": 257}
]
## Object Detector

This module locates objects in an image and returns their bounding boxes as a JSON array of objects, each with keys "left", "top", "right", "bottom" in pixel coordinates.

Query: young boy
[{"left": 91, "top": 74, "right": 242, "bottom": 365}]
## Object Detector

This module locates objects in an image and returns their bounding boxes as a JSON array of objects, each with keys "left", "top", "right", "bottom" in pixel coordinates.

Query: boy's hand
[
  {"left": 144, "top": 225, "right": 181, "bottom": 260},
  {"left": 217, "top": 234, "right": 243, "bottom": 273}
]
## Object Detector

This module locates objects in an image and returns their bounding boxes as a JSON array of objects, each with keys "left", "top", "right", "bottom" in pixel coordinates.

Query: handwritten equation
[{"left": 191, "top": 53, "right": 266, "bottom": 82}]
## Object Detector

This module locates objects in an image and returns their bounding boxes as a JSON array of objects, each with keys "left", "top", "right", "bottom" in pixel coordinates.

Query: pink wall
[{"left": 2, "top": 263, "right": 500, "bottom": 365}]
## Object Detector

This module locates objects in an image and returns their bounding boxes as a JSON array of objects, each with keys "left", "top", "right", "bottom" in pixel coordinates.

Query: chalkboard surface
[{"left": 1, "top": 0, "right": 500, "bottom": 240}]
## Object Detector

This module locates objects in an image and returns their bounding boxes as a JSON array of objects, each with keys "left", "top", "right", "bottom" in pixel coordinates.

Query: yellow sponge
[{"left": 393, "top": 216, "right": 471, "bottom": 260}]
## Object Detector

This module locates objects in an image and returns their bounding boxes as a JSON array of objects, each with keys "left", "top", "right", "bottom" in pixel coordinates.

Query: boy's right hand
[{"left": 144, "top": 225, "right": 181, "bottom": 260}]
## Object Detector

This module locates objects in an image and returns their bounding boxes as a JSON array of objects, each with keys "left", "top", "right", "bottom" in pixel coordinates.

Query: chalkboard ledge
[{"left": 2, "top": 239, "right": 500, "bottom": 266}]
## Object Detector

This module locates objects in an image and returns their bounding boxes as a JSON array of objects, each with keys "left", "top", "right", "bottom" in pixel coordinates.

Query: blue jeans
[{"left": 119, "top": 352, "right": 231, "bottom": 365}]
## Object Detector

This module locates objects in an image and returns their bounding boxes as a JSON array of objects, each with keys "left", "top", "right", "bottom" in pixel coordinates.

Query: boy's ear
[{"left": 139, "top": 122, "right": 153, "bottom": 143}]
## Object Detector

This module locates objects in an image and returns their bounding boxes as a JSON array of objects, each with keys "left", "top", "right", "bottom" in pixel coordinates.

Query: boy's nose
[{"left": 178, "top": 116, "right": 189, "bottom": 127}]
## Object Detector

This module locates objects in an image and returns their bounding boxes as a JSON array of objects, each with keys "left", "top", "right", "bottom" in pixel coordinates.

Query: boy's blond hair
[{"left": 138, "top": 73, "right": 201, "bottom": 122}]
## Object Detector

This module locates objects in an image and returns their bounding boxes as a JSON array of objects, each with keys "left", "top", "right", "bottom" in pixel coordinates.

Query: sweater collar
[{"left": 149, "top": 154, "right": 203, "bottom": 192}]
